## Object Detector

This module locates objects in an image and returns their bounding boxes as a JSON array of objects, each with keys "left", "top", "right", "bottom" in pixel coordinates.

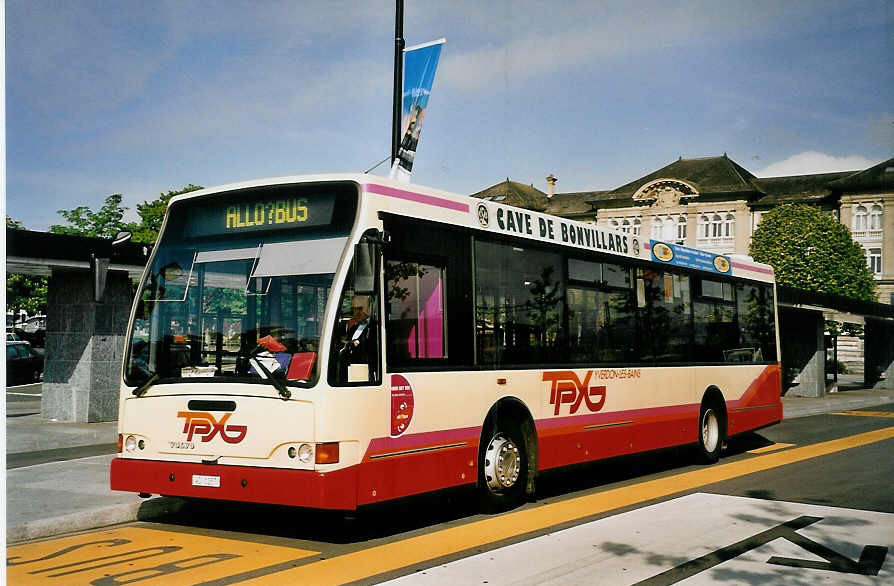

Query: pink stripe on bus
[
  {"left": 364, "top": 183, "right": 470, "bottom": 213},
  {"left": 731, "top": 261, "right": 774, "bottom": 275}
]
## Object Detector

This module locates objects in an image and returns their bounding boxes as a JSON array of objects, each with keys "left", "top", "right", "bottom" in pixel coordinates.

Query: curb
[
  {"left": 783, "top": 395, "right": 893, "bottom": 419},
  {"left": 7, "top": 497, "right": 185, "bottom": 545}
]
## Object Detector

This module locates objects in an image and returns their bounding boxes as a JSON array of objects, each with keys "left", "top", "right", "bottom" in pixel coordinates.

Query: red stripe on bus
[{"left": 363, "top": 183, "right": 470, "bottom": 213}]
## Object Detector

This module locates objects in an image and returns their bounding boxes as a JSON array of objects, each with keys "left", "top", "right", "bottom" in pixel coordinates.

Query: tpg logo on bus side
[{"left": 543, "top": 371, "right": 607, "bottom": 416}]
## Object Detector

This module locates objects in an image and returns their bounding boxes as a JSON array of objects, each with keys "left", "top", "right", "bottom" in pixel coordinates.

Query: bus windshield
[{"left": 124, "top": 181, "right": 358, "bottom": 388}]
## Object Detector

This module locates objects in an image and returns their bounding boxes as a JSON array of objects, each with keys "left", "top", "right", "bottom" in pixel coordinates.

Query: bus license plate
[{"left": 191, "top": 474, "right": 220, "bottom": 488}]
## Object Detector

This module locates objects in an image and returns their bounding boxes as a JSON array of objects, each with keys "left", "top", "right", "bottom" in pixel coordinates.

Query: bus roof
[{"left": 169, "top": 174, "right": 774, "bottom": 283}]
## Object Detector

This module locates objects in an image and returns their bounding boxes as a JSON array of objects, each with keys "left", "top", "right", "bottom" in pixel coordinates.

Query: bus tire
[
  {"left": 478, "top": 421, "right": 527, "bottom": 512},
  {"left": 697, "top": 400, "right": 724, "bottom": 464}
]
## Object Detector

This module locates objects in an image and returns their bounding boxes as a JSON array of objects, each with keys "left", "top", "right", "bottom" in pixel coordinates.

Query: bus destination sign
[
  {"left": 650, "top": 240, "right": 731, "bottom": 274},
  {"left": 182, "top": 193, "right": 336, "bottom": 238}
]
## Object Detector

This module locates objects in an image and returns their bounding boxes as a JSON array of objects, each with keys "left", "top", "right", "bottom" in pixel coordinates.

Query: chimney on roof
[{"left": 546, "top": 174, "right": 557, "bottom": 199}]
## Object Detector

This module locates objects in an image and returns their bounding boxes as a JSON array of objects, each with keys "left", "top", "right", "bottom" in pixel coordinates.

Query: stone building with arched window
[{"left": 471, "top": 154, "right": 894, "bottom": 303}]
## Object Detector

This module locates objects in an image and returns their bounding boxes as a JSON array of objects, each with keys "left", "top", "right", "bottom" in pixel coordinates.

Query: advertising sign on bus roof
[
  {"left": 649, "top": 240, "right": 731, "bottom": 274},
  {"left": 473, "top": 200, "right": 642, "bottom": 260}
]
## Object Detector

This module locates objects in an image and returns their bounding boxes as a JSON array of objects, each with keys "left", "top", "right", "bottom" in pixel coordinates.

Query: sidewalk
[{"left": 6, "top": 388, "right": 894, "bottom": 545}]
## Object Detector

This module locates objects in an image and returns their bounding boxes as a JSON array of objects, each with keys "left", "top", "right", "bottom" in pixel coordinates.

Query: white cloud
[{"left": 754, "top": 151, "right": 880, "bottom": 177}]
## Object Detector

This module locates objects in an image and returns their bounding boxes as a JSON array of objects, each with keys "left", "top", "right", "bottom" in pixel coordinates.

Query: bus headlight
[
  {"left": 125, "top": 435, "right": 137, "bottom": 452},
  {"left": 297, "top": 444, "right": 313, "bottom": 463}
]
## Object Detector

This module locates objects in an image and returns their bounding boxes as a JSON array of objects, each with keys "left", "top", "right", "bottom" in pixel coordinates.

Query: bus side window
[
  {"left": 385, "top": 260, "right": 447, "bottom": 364},
  {"left": 736, "top": 282, "right": 777, "bottom": 362}
]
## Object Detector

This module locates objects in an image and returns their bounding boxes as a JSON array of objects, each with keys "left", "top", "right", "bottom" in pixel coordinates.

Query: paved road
[
  {"left": 7, "top": 403, "right": 894, "bottom": 585},
  {"left": 5, "top": 384, "right": 119, "bottom": 467},
  {"left": 5, "top": 382, "right": 41, "bottom": 408}
]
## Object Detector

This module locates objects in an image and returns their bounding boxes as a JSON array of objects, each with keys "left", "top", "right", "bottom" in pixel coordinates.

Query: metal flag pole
[{"left": 391, "top": 0, "right": 405, "bottom": 166}]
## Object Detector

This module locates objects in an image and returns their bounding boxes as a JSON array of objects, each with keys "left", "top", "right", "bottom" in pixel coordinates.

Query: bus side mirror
[{"left": 353, "top": 230, "right": 385, "bottom": 295}]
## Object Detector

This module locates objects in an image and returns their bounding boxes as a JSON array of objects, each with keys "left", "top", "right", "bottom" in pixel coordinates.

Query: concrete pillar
[
  {"left": 42, "top": 269, "right": 133, "bottom": 422},
  {"left": 778, "top": 307, "right": 825, "bottom": 398},
  {"left": 864, "top": 318, "right": 894, "bottom": 389}
]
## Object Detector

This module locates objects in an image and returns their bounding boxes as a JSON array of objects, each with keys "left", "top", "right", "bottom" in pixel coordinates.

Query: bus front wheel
[
  {"left": 697, "top": 401, "right": 724, "bottom": 464},
  {"left": 479, "top": 423, "right": 527, "bottom": 512}
]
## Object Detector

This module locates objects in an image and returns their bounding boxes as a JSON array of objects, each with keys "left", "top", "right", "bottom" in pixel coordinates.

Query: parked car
[
  {"left": 6, "top": 341, "right": 44, "bottom": 385},
  {"left": 15, "top": 315, "right": 46, "bottom": 348},
  {"left": 20, "top": 315, "right": 46, "bottom": 334},
  {"left": 6, "top": 332, "right": 22, "bottom": 342}
]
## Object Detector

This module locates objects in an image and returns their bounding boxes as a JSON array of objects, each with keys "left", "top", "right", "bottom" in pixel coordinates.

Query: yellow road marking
[
  {"left": 831, "top": 410, "right": 894, "bottom": 418},
  {"left": 241, "top": 425, "right": 894, "bottom": 585},
  {"left": 747, "top": 442, "right": 795, "bottom": 454},
  {"left": 6, "top": 527, "right": 317, "bottom": 585}
]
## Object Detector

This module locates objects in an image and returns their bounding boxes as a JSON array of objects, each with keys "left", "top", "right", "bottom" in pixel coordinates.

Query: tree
[
  {"left": 7, "top": 273, "right": 48, "bottom": 316},
  {"left": 47, "top": 184, "right": 202, "bottom": 244},
  {"left": 128, "top": 184, "right": 203, "bottom": 243},
  {"left": 50, "top": 194, "right": 127, "bottom": 239},
  {"left": 749, "top": 203, "right": 877, "bottom": 302}
]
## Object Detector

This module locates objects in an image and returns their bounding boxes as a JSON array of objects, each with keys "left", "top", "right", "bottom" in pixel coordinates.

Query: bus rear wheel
[
  {"left": 479, "top": 423, "right": 527, "bottom": 512},
  {"left": 697, "top": 402, "right": 724, "bottom": 463}
]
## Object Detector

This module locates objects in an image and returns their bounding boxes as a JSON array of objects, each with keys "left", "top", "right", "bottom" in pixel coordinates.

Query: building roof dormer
[{"left": 632, "top": 178, "right": 699, "bottom": 206}]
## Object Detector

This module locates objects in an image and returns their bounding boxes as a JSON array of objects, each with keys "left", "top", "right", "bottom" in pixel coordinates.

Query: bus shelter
[
  {"left": 6, "top": 229, "right": 149, "bottom": 422},
  {"left": 777, "top": 285, "right": 894, "bottom": 397}
]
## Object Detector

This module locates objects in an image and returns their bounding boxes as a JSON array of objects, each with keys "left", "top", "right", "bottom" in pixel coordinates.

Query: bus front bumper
[{"left": 110, "top": 456, "right": 358, "bottom": 510}]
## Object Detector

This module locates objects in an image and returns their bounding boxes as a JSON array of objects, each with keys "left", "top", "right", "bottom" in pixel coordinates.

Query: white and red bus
[{"left": 111, "top": 174, "right": 782, "bottom": 510}]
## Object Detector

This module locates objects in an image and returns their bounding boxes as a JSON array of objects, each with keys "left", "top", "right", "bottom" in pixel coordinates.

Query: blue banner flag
[{"left": 390, "top": 38, "right": 445, "bottom": 183}]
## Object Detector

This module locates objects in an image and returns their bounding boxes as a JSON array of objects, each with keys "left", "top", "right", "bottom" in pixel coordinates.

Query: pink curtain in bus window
[{"left": 407, "top": 273, "right": 443, "bottom": 358}]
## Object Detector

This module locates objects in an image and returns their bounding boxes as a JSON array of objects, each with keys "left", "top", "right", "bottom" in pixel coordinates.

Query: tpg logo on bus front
[
  {"left": 543, "top": 371, "right": 607, "bottom": 416},
  {"left": 176, "top": 411, "right": 247, "bottom": 444}
]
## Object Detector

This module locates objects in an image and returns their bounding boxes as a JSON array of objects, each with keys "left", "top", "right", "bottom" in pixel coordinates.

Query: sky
[{"left": 4, "top": 0, "right": 893, "bottom": 231}]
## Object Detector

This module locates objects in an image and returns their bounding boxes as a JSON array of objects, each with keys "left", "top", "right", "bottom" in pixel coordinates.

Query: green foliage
[
  {"left": 128, "top": 184, "right": 203, "bottom": 243},
  {"left": 749, "top": 204, "right": 877, "bottom": 302},
  {"left": 7, "top": 273, "right": 48, "bottom": 315},
  {"left": 50, "top": 194, "right": 127, "bottom": 239},
  {"left": 6, "top": 217, "right": 48, "bottom": 315},
  {"left": 48, "top": 184, "right": 203, "bottom": 243}
]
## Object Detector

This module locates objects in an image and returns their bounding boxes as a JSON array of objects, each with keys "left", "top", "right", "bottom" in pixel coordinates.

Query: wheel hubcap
[
  {"left": 484, "top": 434, "right": 520, "bottom": 492},
  {"left": 702, "top": 409, "right": 719, "bottom": 452}
]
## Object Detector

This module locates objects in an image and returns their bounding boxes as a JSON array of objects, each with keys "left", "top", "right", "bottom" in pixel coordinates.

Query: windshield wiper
[
  {"left": 248, "top": 346, "right": 291, "bottom": 400},
  {"left": 132, "top": 373, "right": 159, "bottom": 398}
]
